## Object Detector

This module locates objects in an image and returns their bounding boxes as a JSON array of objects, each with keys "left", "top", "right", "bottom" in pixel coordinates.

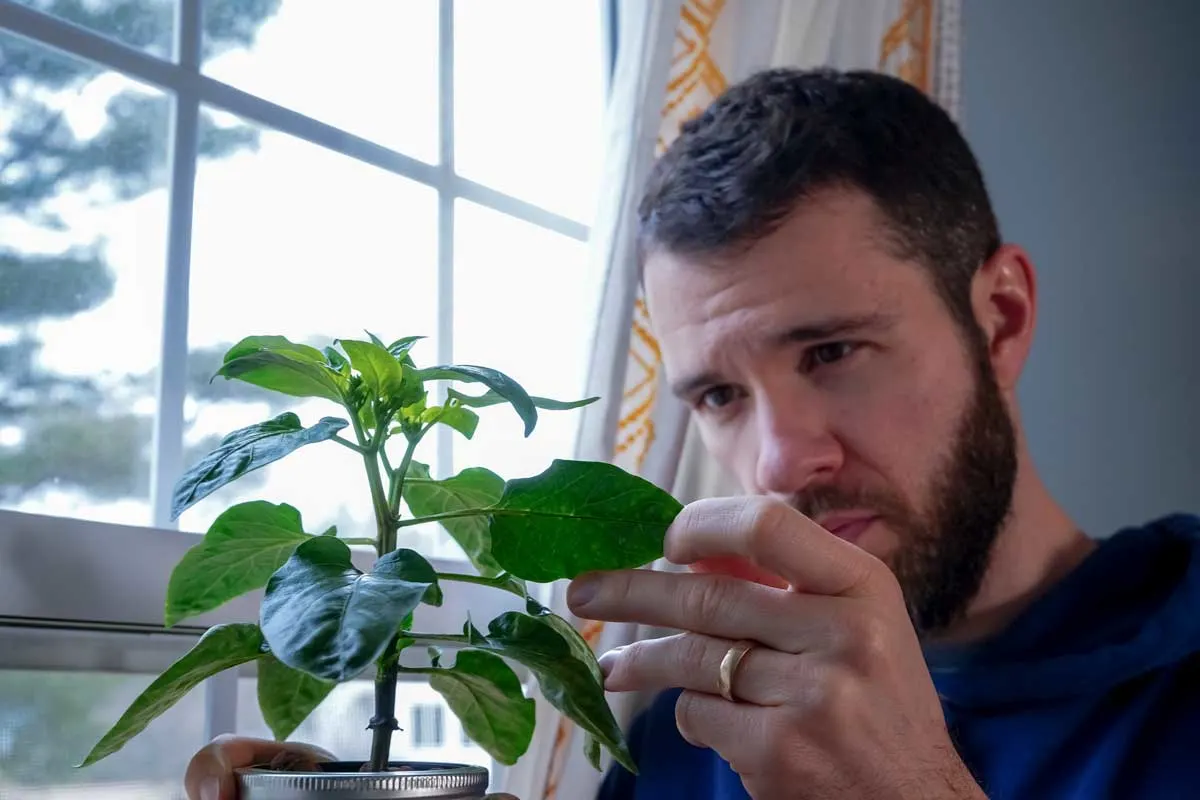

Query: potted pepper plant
[{"left": 79, "top": 333, "right": 682, "bottom": 798}]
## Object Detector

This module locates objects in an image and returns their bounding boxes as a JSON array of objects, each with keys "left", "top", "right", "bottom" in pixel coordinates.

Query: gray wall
[{"left": 962, "top": 0, "right": 1200, "bottom": 536}]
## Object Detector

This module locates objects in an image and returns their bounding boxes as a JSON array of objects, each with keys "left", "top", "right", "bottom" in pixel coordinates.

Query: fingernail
[
  {"left": 200, "top": 777, "right": 221, "bottom": 800},
  {"left": 597, "top": 646, "right": 624, "bottom": 677},
  {"left": 568, "top": 575, "right": 599, "bottom": 608}
]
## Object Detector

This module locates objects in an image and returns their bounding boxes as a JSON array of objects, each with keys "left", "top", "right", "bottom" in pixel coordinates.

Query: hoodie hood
[{"left": 927, "top": 513, "right": 1200, "bottom": 709}]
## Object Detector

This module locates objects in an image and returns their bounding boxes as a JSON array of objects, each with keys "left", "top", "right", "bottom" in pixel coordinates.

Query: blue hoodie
[{"left": 596, "top": 514, "right": 1200, "bottom": 799}]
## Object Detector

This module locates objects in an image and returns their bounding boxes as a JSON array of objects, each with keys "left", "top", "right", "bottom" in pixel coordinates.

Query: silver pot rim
[{"left": 236, "top": 761, "right": 490, "bottom": 797}]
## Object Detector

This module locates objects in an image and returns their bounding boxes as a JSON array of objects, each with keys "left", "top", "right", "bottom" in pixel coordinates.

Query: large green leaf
[
  {"left": 225, "top": 335, "right": 327, "bottom": 364},
  {"left": 81, "top": 624, "right": 266, "bottom": 767},
  {"left": 526, "top": 599, "right": 602, "bottom": 682},
  {"left": 417, "top": 365, "right": 538, "bottom": 436},
  {"left": 216, "top": 336, "right": 347, "bottom": 402},
  {"left": 403, "top": 462, "right": 504, "bottom": 577},
  {"left": 489, "top": 459, "right": 682, "bottom": 582},
  {"left": 338, "top": 339, "right": 408, "bottom": 399},
  {"left": 527, "top": 599, "right": 607, "bottom": 769},
  {"left": 260, "top": 538, "right": 438, "bottom": 681},
  {"left": 165, "top": 501, "right": 312, "bottom": 626},
  {"left": 428, "top": 650, "right": 535, "bottom": 765},
  {"left": 448, "top": 387, "right": 599, "bottom": 412},
  {"left": 257, "top": 654, "right": 335, "bottom": 741},
  {"left": 171, "top": 413, "right": 348, "bottom": 519},
  {"left": 466, "top": 612, "right": 635, "bottom": 774}
]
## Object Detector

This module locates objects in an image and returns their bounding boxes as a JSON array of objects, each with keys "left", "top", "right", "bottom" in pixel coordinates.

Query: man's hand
[
  {"left": 566, "top": 496, "right": 985, "bottom": 800},
  {"left": 183, "top": 736, "right": 518, "bottom": 799},
  {"left": 184, "top": 736, "right": 336, "bottom": 800}
]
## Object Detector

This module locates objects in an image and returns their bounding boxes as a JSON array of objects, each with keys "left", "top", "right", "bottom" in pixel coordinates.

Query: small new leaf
[
  {"left": 165, "top": 501, "right": 312, "bottom": 626},
  {"left": 428, "top": 650, "right": 535, "bottom": 765},
  {"left": 420, "top": 405, "right": 479, "bottom": 439},
  {"left": 260, "top": 538, "right": 438, "bottom": 681},
  {"left": 338, "top": 339, "right": 408, "bottom": 400},
  {"left": 417, "top": 365, "right": 538, "bottom": 436},
  {"left": 81, "top": 624, "right": 266, "bottom": 766},
  {"left": 257, "top": 654, "right": 335, "bottom": 741},
  {"left": 489, "top": 459, "right": 682, "bottom": 581},
  {"left": 171, "top": 414, "right": 348, "bottom": 519},
  {"left": 403, "top": 462, "right": 504, "bottom": 577}
]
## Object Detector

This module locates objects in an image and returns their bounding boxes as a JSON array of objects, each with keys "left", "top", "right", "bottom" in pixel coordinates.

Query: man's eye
[
  {"left": 807, "top": 342, "right": 857, "bottom": 369},
  {"left": 698, "top": 385, "right": 738, "bottom": 410}
]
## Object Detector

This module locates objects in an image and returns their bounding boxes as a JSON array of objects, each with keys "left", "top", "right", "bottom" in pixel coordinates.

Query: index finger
[{"left": 664, "top": 496, "right": 886, "bottom": 597}]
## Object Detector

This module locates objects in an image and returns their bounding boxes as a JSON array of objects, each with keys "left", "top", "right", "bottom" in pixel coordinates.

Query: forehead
[{"left": 643, "top": 190, "right": 941, "bottom": 374}]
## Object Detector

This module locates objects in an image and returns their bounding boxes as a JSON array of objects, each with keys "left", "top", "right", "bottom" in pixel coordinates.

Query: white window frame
[{"left": 0, "top": 0, "right": 608, "bottom": 769}]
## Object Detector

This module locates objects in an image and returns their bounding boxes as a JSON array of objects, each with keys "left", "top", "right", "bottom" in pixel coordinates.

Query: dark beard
[{"left": 791, "top": 343, "right": 1017, "bottom": 635}]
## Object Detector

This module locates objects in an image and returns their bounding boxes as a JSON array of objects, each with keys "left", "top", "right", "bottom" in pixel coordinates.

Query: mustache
[{"left": 785, "top": 483, "right": 911, "bottom": 524}]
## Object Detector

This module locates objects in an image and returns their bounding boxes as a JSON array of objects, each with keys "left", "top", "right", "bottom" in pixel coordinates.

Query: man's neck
[{"left": 930, "top": 441, "right": 1096, "bottom": 646}]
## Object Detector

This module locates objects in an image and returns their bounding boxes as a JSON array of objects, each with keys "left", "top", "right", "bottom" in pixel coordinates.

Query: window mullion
[
  {"left": 149, "top": 0, "right": 202, "bottom": 530},
  {"left": 436, "top": 0, "right": 456, "bottom": 479}
]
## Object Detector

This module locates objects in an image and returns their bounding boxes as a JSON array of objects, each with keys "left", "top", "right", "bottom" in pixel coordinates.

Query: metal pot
[{"left": 236, "top": 761, "right": 491, "bottom": 799}]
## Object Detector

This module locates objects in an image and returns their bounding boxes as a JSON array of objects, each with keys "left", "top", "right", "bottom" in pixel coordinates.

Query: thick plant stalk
[{"left": 368, "top": 639, "right": 401, "bottom": 772}]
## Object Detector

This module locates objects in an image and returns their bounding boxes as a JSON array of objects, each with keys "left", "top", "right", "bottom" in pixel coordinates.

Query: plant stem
[
  {"left": 332, "top": 434, "right": 367, "bottom": 454},
  {"left": 396, "top": 665, "right": 440, "bottom": 676},
  {"left": 436, "top": 571, "right": 526, "bottom": 598},
  {"left": 403, "top": 632, "right": 472, "bottom": 645},
  {"left": 351, "top": 413, "right": 395, "bottom": 558},
  {"left": 395, "top": 507, "right": 492, "bottom": 528},
  {"left": 368, "top": 636, "right": 401, "bottom": 772},
  {"left": 387, "top": 432, "right": 423, "bottom": 518}
]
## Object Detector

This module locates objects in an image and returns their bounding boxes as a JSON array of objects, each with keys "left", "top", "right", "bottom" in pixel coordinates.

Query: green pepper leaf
[
  {"left": 216, "top": 336, "right": 347, "bottom": 402},
  {"left": 260, "top": 538, "right": 438, "bottom": 681},
  {"left": 465, "top": 612, "right": 635, "bottom": 774},
  {"left": 447, "top": 387, "right": 599, "bottom": 412},
  {"left": 403, "top": 461, "right": 504, "bottom": 577},
  {"left": 489, "top": 459, "right": 682, "bottom": 581},
  {"left": 80, "top": 624, "right": 266, "bottom": 767},
  {"left": 417, "top": 365, "right": 538, "bottom": 436},
  {"left": 257, "top": 654, "right": 335, "bottom": 741},
  {"left": 428, "top": 650, "right": 535, "bottom": 765},
  {"left": 171, "top": 414, "right": 348, "bottom": 519},
  {"left": 387, "top": 335, "right": 425, "bottom": 360},
  {"left": 338, "top": 339, "right": 408, "bottom": 400},
  {"left": 165, "top": 501, "right": 312, "bottom": 626},
  {"left": 323, "top": 346, "right": 350, "bottom": 376},
  {"left": 420, "top": 405, "right": 479, "bottom": 439}
]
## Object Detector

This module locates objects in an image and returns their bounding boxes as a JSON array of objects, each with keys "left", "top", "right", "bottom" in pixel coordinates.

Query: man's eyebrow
[
  {"left": 771, "top": 312, "right": 895, "bottom": 346},
  {"left": 670, "top": 313, "right": 895, "bottom": 399},
  {"left": 670, "top": 370, "right": 724, "bottom": 400}
]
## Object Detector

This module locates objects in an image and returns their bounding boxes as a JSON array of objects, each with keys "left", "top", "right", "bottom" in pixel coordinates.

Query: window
[
  {"left": 0, "top": 0, "right": 609, "bottom": 795},
  {"left": 411, "top": 703, "right": 445, "bottom": 749}
]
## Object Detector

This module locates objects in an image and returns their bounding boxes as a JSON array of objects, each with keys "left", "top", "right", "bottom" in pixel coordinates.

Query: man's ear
[{"left": 970, "top": 244, "right": 1037, "bottom": 391}]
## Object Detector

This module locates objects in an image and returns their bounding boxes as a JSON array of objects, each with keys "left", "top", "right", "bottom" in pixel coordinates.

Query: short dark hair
[{"left": 637, "top": 68, "right": 1001, "bottom": 335}]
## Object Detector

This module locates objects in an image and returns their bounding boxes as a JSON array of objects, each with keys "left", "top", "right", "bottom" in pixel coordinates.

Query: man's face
[{"left": 644, "top": 188, "right": 1017, "bottom": 633}]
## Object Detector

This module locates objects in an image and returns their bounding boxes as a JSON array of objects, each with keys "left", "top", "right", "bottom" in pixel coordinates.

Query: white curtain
[{"left": 507, "top": 2, "right": 962, "bottom": 798}]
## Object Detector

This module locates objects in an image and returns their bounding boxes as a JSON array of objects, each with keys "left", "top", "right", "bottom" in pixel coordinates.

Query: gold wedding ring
[{"left": 718, "top": 639, "right": 756, "bottom": 702}]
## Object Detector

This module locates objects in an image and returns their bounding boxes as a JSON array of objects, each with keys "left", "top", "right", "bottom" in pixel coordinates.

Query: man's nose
[{"left": 754, "top": 398, "right": 844, "bottom": 495}]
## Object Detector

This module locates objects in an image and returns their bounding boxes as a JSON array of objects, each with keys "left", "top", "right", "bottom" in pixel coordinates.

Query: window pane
[
  {"left": 0, "top": 668, "right": 203, "bottom": 798},
  {"left": 202, "top": 1, "right": 439, "bottom": 162},
  {"left": 11, "top": 0, "right": 176, "bottom": 58},
  {"left": 454, "top": 0, "right": 606, "bottom": 223},
  {"left": 452, "top": 200, "right": 599, "bottom": 481},
  {"left": 0, "top": 33, "right": 170, "bottom": 526},
  {"left": 181, "top": 114, "right": 454, "bottom": 556},
  {"left": 235, "top": 678, "right": 491, "bottom": 771}
]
